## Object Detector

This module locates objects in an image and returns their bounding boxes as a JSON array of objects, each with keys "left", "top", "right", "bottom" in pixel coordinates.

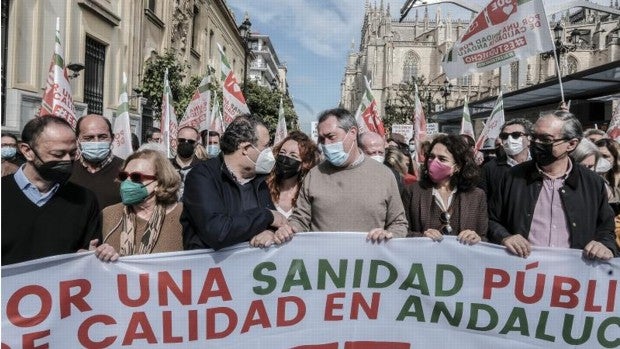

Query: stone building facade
[
  {"left": 1, "top": 0, "right": 253, "bottom": 140},
  {"left": 340, "top": 1, "right": 620, "bottom": 129}
]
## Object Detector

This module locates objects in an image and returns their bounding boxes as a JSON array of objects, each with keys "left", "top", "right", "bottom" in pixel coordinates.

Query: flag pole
[{"left": 549, "top": 28, "right": 566, "bottom": 104}]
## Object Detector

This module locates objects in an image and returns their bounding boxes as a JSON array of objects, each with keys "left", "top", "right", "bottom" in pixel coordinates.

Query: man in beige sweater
[{"left": 274, "top": 108, "right": 408, "bottom": 244}]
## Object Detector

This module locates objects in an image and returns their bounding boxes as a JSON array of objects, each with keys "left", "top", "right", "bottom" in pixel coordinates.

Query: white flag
[
  {"left": 179, "top": 75, "right": 211, "bottom": 131},
  {"left": 413, "top": 83, "right": 427, "bottom": 161},
  {"left": 39, "top": 18, "right": 77, "bottom": 128},
  {"left": 209, "top": 96, "right": 225, "bottom": 135},
  {"left": 274, "top": 98, "right": 288, "bottom": 145},
  {"left": 218, "top": 43, "right": 249, "bottom": 126},
  {"left": 460, "top": 96, "right": 475, "bottom": 139},
  {"left": 112, "top": 72, "right": 133, "bottom": 159},
  {"left": 442, "top": 0, "right": 554, "bottom": 79},
  {"left": 475, "top": 91, "right": 505, "bottom": 152},
  {"left": 161, "top": 68, "right": 178, "bottom": 158}
]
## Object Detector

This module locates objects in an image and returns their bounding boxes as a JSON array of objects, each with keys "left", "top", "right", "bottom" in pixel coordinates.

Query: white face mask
[
  {"left": 248, "top": 146, "right": 275, "bottom": 174},
  {"left": 596, "top": 158, "right": 613, "bottom": 173},
  {"left": 503, "top": 135, "right": 525, "bottom": 156},
  {"left": 370, "top": 155, "right": 385, "bottom": 163}
]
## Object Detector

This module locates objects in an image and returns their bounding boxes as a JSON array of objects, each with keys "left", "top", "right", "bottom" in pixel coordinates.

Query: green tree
[
  {"left": 243, "top": 81, "right": 299, "bottom": 137},
  {"left": 384, "top": 76, "right": 436, "bottom": 131}
]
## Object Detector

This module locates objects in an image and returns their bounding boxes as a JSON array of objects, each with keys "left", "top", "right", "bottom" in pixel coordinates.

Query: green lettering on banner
[
  {"left": 396, "top": 295, "right": 425, "bottom": 321},
  {"left": 282, "top": 260, "right": 312, "bottom": 292},
  {"left": 534, "top": 311, "right": 556, "bottom": 342},
  {"left": 597, "top": 317, "right": 620, "bottom": 348},
  {"left": 252, "top": 262, "right": 277, "bottom": 295},
  {"left": 430, "top": 301, "right": 463, "bottom": 326},
  {"left": 398, "top": 263, "right": 430, "bottom": 295},
  {"left": 317, "top": 259, "right": 347, "bottom": 289},
  {"left": 466, "top": 303, "right": 498, "bottom": 331},
  {"left": 435, "top": 264, "right": 463, "bottom": 297},
  {"left": 499, "top": 307, "right": 529, "bottom": 336},
  {"left": 368, "top": 260, "right": 397, "bottom": 288},
  {"left": 562, "top": 314, "right": 592, "bottom": 345}
]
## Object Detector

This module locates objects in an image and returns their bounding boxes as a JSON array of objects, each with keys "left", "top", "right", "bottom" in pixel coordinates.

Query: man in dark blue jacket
[
  {"left": 181, "top": 115, "right": 287, "bottom": 250},
  {"left": 489, "top": 110, "right": 617, "bottom": 260}
]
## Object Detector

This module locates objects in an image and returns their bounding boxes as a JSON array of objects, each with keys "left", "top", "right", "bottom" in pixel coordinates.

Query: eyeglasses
[
  {"left": 499, "top": 132, "right": 527, "bottom": 140},
  {"left": 177, "top": 138, "right": 196, "bottom": 145},
  {"left": 528, "top": 134, "right": 568, "bottom": 145},
  {"left": 439, "top": 211, "right": 453, "bottom": 235},
  {"left": 118, "top": 171, "right": 157, "bottom": 183}
]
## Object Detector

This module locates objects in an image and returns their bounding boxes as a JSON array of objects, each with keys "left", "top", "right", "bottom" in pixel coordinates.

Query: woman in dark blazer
[{"left": 403, "top": 134, "right": 487, "bottom": 244}]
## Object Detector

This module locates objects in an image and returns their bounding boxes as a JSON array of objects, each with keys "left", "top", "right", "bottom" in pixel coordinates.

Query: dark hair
[
  {"left": 1, "top": 133, "right": 18, "bottom": 142},
  {"left": 22, "top": 116, "right": 73, "bottom": 149},
  {"left": 419, "top": 134, "right": 479, "bottom": 192},
  {"left": 501, "top": 118, "right": 533, "bottom": 134},
  {"left": 131, "top": 133, "right": 140, "bottom": 152},
  {"left": 595, "top": 138, "right": 620, "bottom": 188},
  {"left": 201, "top": 130, "right": 220, "bottom": 144},
  {"left": 75, "top": 114, "right": 113, "bottom": 139},
  {"left": 317, "top": 108, "right": 357, "bottom": 133},
  {"left": 146, "top": 127, "right": 161, "bottom": 141},
  {"left": 220, "top": 114, "right": 267, "bottom": 155},
  {"left": 267, "top": 131, "right": 319, "bottom": 207},
  {"left": 460, "top": 134, "right": 475, "bottom": 148}
]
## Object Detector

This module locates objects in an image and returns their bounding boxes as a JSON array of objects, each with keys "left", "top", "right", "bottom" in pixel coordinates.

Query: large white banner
[{"left": 2, "top": 234, "right": 618, "bottom": 348}]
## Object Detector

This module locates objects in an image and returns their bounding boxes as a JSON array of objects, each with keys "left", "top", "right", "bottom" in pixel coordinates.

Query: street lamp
[
  {"left": 440, "top": 78, "right": 452, "bottom": 109},
  {"left": 238, "top": 13, "right": 252, "bottom": 94},
  {"left": 540, "top": 22, "right": 577, "bottom": 62}
]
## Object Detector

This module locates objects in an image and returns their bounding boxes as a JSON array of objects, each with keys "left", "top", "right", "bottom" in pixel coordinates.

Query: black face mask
[
  {"left": 530, "top": 142, "right": 558, "bottom": 167},
  {"left": 177, "top": 142, "right": 195, "bottom": 159},
  {"left": 275, "top": 155, "right": 301, "bottom": 179},
  {"left": 30, "top": 147, "right": 74, "bottom": 184}
]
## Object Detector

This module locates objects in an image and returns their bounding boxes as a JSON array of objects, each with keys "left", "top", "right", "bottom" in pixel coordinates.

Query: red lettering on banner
[
  {"left": 550, "top": 276, "right": 580, "bottom": 309},
  {"left": 206, "top": 307, "right": 237, "bottom": 339},
  {"left": 22, "top": 330, "right": 50, "bottom": 349},
  {"left": 2, "top": 343, "right": 10, "bottom": 349},
  {"left": 277, "top": 296, "right": 306, "bottom": 327},
  {"left": 292, "top": 344, "right": 338, "bottom": 349},
  {"left": 585, "top": 280, "right": 602, "bottom": 312},
  {"left": 118, "top": 274, "right": 150, "bottom": 307},
  {"left": 241, "top": 300, "right": 271, "bottom": 333},
  {"left": 59, "top": 279, "right": 92, "bottom": 319},
  {"left": 198, "top": 267, "right": 232, "bottom": 303},
  {"left": 188, "top": 309, "right": 198, "bottom": 341},
  {"left": 607, "top": 280, "right": 617, "bottom": 312},
  {"left": 483, "top": 268, "right": 509, "bottom": 299},
  {"left": 6, "top": 285, "right": 52, "bottom": 327},
  {"left": 325, "top": 292, "right": 346, "bottom": 321},
  {"left": 162, "top": 311, "right": 183, "bottom": 343},
  {"left": 345, "top": 341, "right": 411, "bottom": 349},
  {"left": 158, "top": 270, "right": 191, "bottom": 306},
  {"left": 122, "top": 312, "right": 157, "bottom": 346},
  {"left": 77, "top": 314, "right": 117, "bottom": 349},
  {"left": 351, "top": 293, "right": 380, "bottom": 320}
]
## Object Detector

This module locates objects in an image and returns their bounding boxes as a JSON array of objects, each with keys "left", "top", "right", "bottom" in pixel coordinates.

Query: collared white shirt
[{"left": 13, "top": 165, "right": 60, "bottom": 206}]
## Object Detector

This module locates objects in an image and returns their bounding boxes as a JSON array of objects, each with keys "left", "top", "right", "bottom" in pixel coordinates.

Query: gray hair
[
  {"left": 570, "top": 138, "right": 600, "bottom": 164},
  {"left": 317, "top": 108, "right": 357, "bottom": 133},
  {"left": 584, "top": 128, "right": 608, "bottom": 139},
  {"left": 502, "top": 118, "right": 533, "bottom": 134},
  {"left": 540, "top": 110, "right": 583, "bottom": 140}
]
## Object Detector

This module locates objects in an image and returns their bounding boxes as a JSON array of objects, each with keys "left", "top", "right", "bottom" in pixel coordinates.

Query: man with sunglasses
[
  {"left": 489, "top": 111, "right": 617, "bottom": 260},
  {"left": 171, "top": 126, "right": 201, "bottom": 200},
  {"left": 2, "top": 116, "right": 102, "bottom": 265},
  {"left": 69, "top": 114, "right": 123, "bottom": 210},
  {"left": 479, "top": 118, "right": 532, "bottom": 200}
]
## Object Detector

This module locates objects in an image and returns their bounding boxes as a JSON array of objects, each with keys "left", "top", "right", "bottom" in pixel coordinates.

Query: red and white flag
[
  {"left": 413, "top": 83, "right": 427, "bottom": 161},
  {"left": 354, "top": 76, "right": 385, "bottom": 136},
  {"left": 274, "top": 98, "right": 288, "bottom": 146},
  {"left": 179, "top": 75, "right": 211, "bottom": 131},
  {"left": 475, "top": 91, "right": 505, "bottom": 152},
  {"left": 161, "top": 68, "right": 178, "bottom": 158},
  {"left": 209, "top": 95, "right": 225, "bottom": 135},
  {"left": 218, "top": 44, "right": 249, "bottom": 126},
  {"left": 460, "top": 96, "right": 475, "bottom": 139},
  {"left": 442, "top": 0, "right": 554, "bottom": 79},
  {"left": 112, "top": 72, "right": 133, "bottom": 159},
  {"left": 39, "top": 18, "right": 77, "bottom": 128},
  {"left": 607, "top": 103, "right": 620, "bottom": 142}
]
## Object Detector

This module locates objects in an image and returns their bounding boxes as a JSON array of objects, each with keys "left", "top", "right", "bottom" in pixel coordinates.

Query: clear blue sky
[{"left": 225, "top": 0, "right": 611, "bottom": 134}]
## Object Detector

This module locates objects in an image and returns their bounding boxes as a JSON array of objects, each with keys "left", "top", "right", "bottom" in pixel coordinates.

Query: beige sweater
[
  {"left": 289, "top": 157, "right": 408, "bottom": 237},
  {"left": 102, "top": 203, "right": 184, "bottom": 255}
]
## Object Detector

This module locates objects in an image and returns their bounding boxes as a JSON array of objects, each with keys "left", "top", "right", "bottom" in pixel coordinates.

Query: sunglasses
[
  {"left": 118, "top": 171, "right": 157, "bottom": 183},
  {"left": 178, "top": 138, "right": 196, "bottom": 145},
  {"left": 440, "top": 211, "right": 453, "bottom": 235},
  {"left": 499, "top": 132, "right": 527, "bottom": 140}
]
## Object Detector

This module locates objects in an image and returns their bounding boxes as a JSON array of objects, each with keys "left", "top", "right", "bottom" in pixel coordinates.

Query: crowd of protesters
[{"left": 2, "top": 106, "right": 619, "bottom": 266}]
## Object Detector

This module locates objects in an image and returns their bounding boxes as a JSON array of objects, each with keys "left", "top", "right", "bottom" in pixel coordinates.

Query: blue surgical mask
[
  {"left": 1, "top": 147, "right": 17, "bottom": 159},
  {"left": 120, "top": 180, "right": 150, "bottom": 205},
  {"left": 80, "top": 141, "right": 111, "bottom": 162},
  {"left": 206, "top": 144, "right": 221, "bottom": 157},
  {"left": 321, "top": 132, "right": 352, "bottom": 167}
]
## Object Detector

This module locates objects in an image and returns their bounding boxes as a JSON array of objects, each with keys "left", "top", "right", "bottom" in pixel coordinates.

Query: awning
[{"left": 434, "top": 60, "right": 620, "bottom": 121}]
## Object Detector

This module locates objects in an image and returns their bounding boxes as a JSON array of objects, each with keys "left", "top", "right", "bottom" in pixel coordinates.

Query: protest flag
[
  {"left": 475, "top": 91, "right": 505, "bottom": 152},
  {"left": 460, "top": 96, "right": 475, "bottom": 139},
  {"left": 179, "top": 75, "right": 211, "bottom": 131},
  {"left": 413, "top": 83, "right": 427, "bottom": 161},
  {"left": 111, "top": 72, "right": 133, "bottom": 159},
  {"left": 161, "top": 68, "right": 178, "bottom": 158},
  {"left": 274, "top": 98, "right": 288, "bottom": 145},
  {"left": 354, "top": 76, "right": 385, "bottom": 136},
  {"left": 218, "top": 43, "right": 249, "bottom": 126},
  {"left": 40, "top": 18, "right": 77, "bottom": 128}
]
